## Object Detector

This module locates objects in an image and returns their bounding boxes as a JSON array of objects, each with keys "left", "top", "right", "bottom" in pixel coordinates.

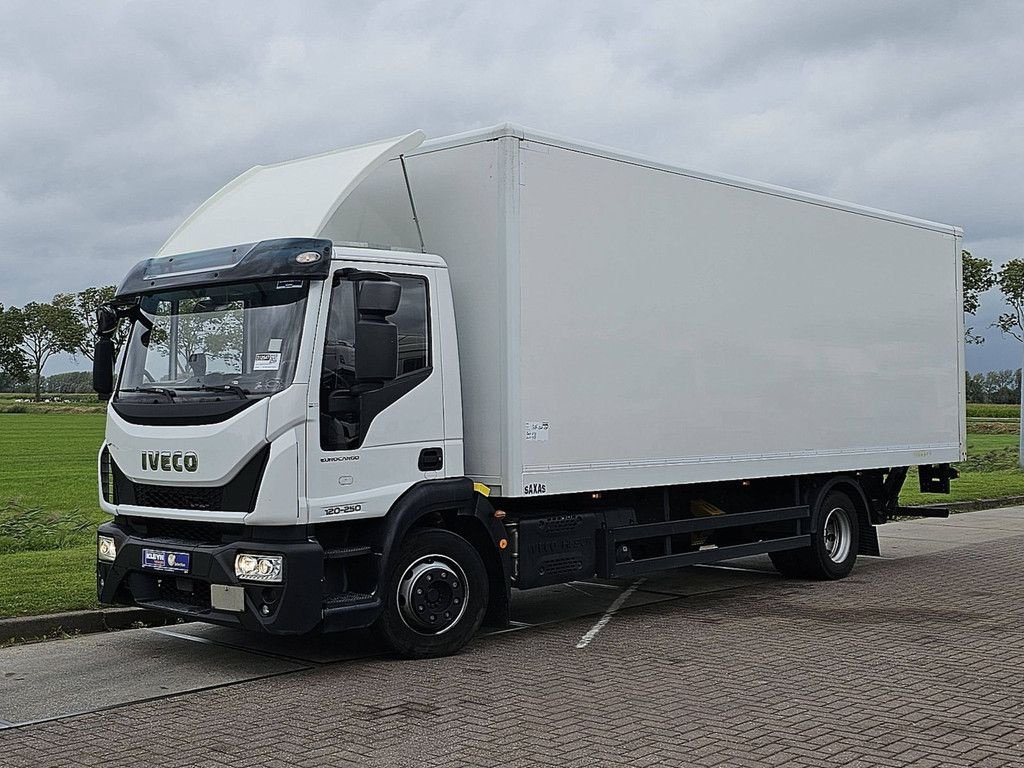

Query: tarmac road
[{"left": 2, "top": 508, "right": 1023, "bottom": 766}]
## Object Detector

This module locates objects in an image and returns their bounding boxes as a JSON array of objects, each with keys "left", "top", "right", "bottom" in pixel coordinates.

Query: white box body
[{"left": 332, "top": 126, "right": 965, "bottom": 498}]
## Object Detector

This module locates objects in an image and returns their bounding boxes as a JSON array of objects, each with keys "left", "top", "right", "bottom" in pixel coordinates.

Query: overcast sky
[{"left": 0, "top": 0, "right": 1021, "bottom": 372}]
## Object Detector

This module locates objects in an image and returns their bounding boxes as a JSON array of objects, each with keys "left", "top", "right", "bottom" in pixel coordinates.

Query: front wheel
[
  {"left": 374, "top": 528, "right": 489, "bottom": 658},
  {"left": 770, "top": 490, "right": 860, "bottom": 580}
]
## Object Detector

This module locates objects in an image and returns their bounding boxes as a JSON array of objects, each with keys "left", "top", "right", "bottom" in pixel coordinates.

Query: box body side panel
[
  {"left": 401, "top": 141, "right": 510, "bottom": 485},
  {"left": 514, "top": 141, "right": 962, "bottom": 496}
]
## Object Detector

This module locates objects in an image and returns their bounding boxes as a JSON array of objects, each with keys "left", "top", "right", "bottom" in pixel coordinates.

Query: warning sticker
[
  {"left": 253, "top": 352, "right": 281, "bottom": 371},
  {"left": 525, "top": 421, "right": 550, "bottom": 442}
]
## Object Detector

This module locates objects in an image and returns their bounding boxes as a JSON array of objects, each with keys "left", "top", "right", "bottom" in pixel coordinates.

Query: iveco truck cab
[{"left": 93, "top": 126, "right": 962, "bottom": 657}]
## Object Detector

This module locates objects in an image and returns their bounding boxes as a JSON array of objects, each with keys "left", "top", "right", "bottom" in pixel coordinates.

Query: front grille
[
  {"left": 109, "top": 446, "right": 269, "bottom": 514},
  {"left": 133, "top": 483, "right": 223, "bottom": 511},
  {"left": 121, "top": 516, "right": 240, "bottom": 544}
]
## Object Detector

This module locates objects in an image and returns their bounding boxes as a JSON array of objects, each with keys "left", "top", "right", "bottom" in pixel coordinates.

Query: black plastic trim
[
  {"left": 111, "top": 446, "right": 270, "bottom": 513},
  {"left": 112, "top": 395, "right": 261, "bottom": 426},
  {"left": 373, "top": 478, "right": 512, "bottom": 629},
  {"left": 98, "top": 520, "right": 324, "bottom": 635},
  {"left": 115, "top": 238, "right": 332, "bottom": 299}
]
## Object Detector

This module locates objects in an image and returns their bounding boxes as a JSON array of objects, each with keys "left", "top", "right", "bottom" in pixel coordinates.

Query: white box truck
[{"left": 93, "top": 124, "right": 964, "bottom": 656}]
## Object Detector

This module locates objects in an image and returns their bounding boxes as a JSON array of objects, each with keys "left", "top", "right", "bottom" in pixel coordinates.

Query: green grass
[
  {"left": 1, "top": 413, "right": 107, "bottom": 554},
  {"left": 901, "top": 431, "right": 1024, "bottom": 506},
  {"left": 0, "top": 546, "right": 98, "bottom": 617},
  {"left": 0, "top": 392, "right": 96, "bottom": 401},
  {"left": 0, "top": 391, "right": 106, "bottom": 414},
  {"left": 0, "top": 413, "right": 106, "bottom": 617},
  {"left": 966, "top": 403, "right": 1020, "bottom": 419}
]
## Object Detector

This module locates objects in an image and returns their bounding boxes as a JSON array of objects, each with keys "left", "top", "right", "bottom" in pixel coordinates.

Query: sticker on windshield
[
  {"left": 277, "top": 280, "right": 303, "bottom": 289},
  {"left": 253, "top": 352, "right": 281, "bottom": 371},
  {"left": 267, "top": 338, "right": 283, "bottom": 353}
]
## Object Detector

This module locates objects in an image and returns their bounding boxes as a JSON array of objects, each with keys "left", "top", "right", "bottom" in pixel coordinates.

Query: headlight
[
  {"left": 234, "top": 553, "right": 283, "bottom": 583},
  {"left": 97, "top": 535, "right": 117, "bottom": 562}
]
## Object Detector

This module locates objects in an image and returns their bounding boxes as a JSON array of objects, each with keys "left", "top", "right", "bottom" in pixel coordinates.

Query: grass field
[
  {"left": 0, "top": 392, "right": 105, "bottom": 414},
  {"left": 965, "top": 403, "right": 1020, "bottom": 419},
  {"left": 2, "top": 408, "right": 1024, "bottom": 618},
  {"left": 899, "top": 432, "right": 1024, "bottom": 506},
  {"left": 0, "top": 413, "right": 106, "bottom": 617}
]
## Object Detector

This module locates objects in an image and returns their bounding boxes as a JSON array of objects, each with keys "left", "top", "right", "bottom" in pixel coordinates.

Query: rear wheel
[
  {"left": 374, "top": 528, "right": 488, "bottom": 658},
  {"left": 770, "top": 489, "right": 860, "bottom": 580}
]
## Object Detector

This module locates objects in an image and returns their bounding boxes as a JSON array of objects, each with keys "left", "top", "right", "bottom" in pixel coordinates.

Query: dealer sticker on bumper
[{"left": 142, "top": 548, "right": 191, "bottom": 574}]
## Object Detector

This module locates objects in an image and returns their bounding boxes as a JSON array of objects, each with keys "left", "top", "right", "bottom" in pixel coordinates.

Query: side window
[
  {"left": 391, "top": 277, "right": 429, "bottom": 375},
  {"left": 319, "top": 274, "right": 431, "bottom": 450}
]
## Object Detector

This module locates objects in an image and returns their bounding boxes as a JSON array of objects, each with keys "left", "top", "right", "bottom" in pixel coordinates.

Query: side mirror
[
  {"left": 356, "top": 280, "right": 401, "bottom": 316},
  {"left": 96, "top": 305, "right": 119, "bottom": 335},
  {"left": 93, "top": 336, "right": 115, "bottom": 400},
  {"left": 354, "top": 280, "right": 401, "bottom": 382}
]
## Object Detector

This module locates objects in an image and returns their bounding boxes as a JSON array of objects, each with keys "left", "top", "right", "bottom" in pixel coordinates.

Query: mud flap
[{"left": 859, "top": 514, "right": 880, "bottom": 557}]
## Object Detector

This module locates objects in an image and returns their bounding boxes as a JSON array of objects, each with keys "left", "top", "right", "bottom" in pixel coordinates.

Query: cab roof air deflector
[{"left": 156, "top": 131, "right": 426, "bottom": 258}]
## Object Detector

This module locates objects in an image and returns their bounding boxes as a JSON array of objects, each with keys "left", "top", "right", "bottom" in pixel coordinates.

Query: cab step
[
  {"left": 323, "top": 545, "right": 373, "bottom": 560},
  {"left": 323, "top": 592, "right": 375, "bottom": 609}
]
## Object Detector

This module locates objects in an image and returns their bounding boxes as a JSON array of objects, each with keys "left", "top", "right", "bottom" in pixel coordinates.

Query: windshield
[{"left": 118, "top": 279, "right": 308, "bottom": 398}]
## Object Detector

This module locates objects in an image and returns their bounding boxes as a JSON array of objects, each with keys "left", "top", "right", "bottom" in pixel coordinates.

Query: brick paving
[{"left": 2, "top": 534, "right": 1024, "bottom": 767}]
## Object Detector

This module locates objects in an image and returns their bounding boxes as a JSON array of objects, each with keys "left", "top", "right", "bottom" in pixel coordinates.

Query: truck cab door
[{"left": 305, "top": 265, "right": 446, "bottom": 522}]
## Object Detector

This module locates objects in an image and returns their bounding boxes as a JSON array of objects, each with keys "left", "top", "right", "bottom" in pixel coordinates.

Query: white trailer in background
[{"left": 93, "top": 124, "right": 964, "bottom": 657}]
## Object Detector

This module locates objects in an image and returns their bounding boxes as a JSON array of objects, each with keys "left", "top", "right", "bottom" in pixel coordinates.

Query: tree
[
  {"left": 149, "top": 299, "right": 244, "bottom": 378},
  {"left": 993, "top": 258, "right": 1024, "bottom": 343},
  {"left": 965, "top": 371, "right": 985, "bottom": 403},
  {"left": 46, "top": 370, "right": 93, "bottom": 393},
  {"left": 16, "top": 297, "right": 85, "bottom": 401},
  {"left": 0, "top": 303, "right": 28, "bottom": 385},
  {"left": 69, "top": 286, "right": 129, "bottom": 362},
  {"left": 982, "top": 369, "right": 1020, "bottom": 404},
  {"left": 963, "top": 250, "right": 994, "bottom": 344}
]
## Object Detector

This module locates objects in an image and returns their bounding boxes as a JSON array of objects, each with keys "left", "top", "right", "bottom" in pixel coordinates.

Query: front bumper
[{"left": 97, "top": 520, "right": 380, "bottom": 635}]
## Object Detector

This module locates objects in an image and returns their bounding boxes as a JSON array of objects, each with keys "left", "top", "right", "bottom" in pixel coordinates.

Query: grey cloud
[{"left": 0, "top": 0, "right": 1021, "bottom": 372}]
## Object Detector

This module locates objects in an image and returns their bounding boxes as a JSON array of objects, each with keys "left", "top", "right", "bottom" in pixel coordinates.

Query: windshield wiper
[{"left": 185, "top": 384, "right": 249, "bottom": 399}]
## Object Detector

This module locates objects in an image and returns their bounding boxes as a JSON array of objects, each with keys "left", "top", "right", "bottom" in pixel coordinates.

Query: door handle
[{"left": 418, "top": 447, "right": 444, "bottom": 472}]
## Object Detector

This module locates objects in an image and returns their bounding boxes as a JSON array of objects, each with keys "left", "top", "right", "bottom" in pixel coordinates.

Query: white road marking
[{"left": 575, "top": 577, "right": 646, "bottom": 649}]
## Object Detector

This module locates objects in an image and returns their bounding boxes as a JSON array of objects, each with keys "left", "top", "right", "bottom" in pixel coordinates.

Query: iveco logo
[{"left": 142, "top": 451, "right": 198, "bottom": 472}]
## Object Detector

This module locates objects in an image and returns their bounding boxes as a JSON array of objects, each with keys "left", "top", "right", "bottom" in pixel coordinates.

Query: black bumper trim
[{"left": 97, "top": 521, "right": 382, "bottom": 635}]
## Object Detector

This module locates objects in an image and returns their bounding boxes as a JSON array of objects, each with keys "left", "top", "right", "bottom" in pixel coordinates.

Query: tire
[
  {"left": 770, "top": 489, "right": 860, "bottom": 580},
  {"left": 373, "top": 528, "right": 489, "bottom": 658}
]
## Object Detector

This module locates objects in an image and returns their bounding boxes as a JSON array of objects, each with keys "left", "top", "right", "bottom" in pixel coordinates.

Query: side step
[
  {"left": 323, "top": 592, "right": 376, "bottom": 608},
  {"left": 323, "top": 545, "right": 373, "bottom": 560},
  {"left": 321, "top": 592, "right": 381, "bottom": 633}
]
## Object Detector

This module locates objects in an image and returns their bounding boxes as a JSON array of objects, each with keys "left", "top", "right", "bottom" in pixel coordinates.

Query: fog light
[
  {"left": 234, "top": 553, "right": 283, "bottom": 583},
  {"left": 98, "top": 535, "right": 117, "bottom": 562}
]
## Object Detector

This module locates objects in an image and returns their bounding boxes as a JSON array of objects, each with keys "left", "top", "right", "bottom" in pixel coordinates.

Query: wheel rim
[
  {"left": 396, "top": 554, "right": 469, "bottom": 635},
  {"left": 822, "top": 506, "right": 853, "bottom": 564}
]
